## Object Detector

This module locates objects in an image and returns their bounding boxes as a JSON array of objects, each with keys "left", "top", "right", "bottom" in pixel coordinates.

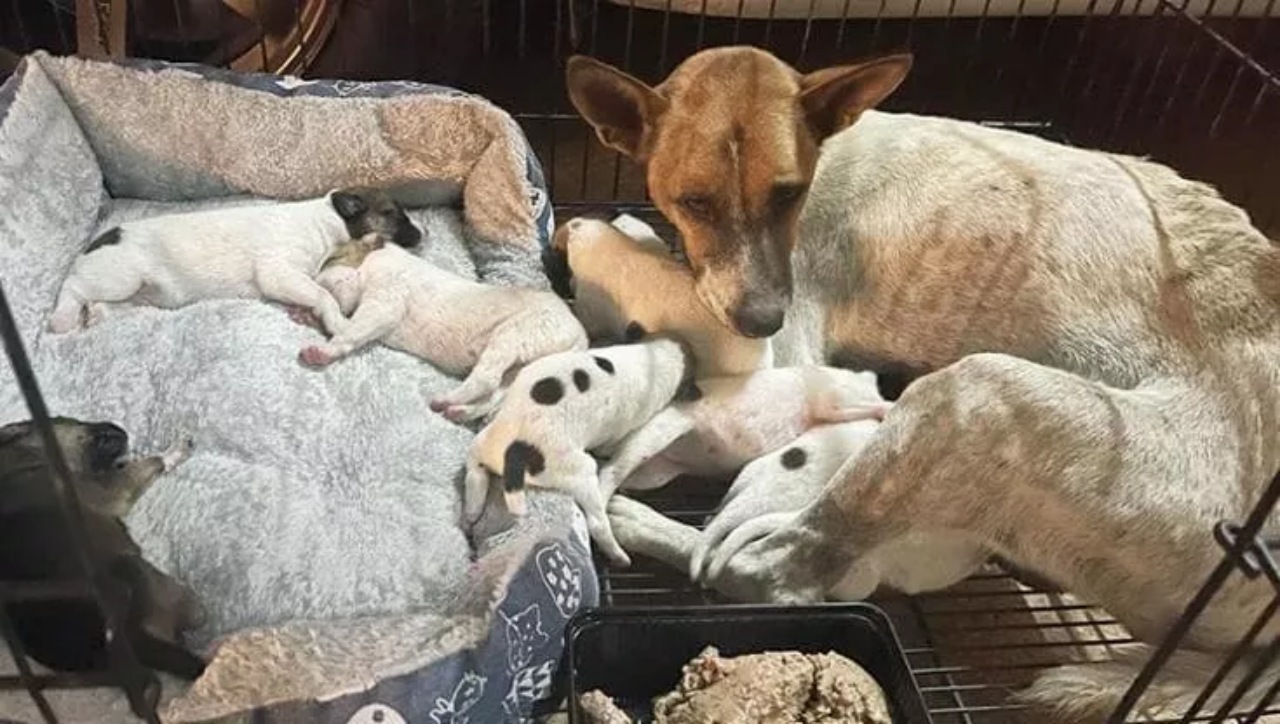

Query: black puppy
[{"left": 0, "top": 418, "right": 205, "bottom": 678}]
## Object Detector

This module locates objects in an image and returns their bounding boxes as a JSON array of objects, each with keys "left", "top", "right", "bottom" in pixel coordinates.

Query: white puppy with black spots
[
  {"left": 298, "top": 239, "right": 588, "bottom": 421},
  {"left": 464, "top": 337, "right": 699, "bottom": 565},
  {"left": 596, "top": 366, "right": 892, "bottom": 501},
  {"left": 48, "top": 187, "right": 422, "bottom": 334},
  {"left": 606, "top": 421, "right": 987, "bottom": 601}
]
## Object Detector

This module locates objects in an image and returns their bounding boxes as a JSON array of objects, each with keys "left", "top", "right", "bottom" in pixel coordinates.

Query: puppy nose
[{"left": 731, "top": 299, "right": 786, "bottom": 338}]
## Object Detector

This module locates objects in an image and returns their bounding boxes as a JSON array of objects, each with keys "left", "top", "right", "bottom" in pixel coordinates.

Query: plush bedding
[{"left": 0, "top": 53, "right": 596, "bottom": 722}]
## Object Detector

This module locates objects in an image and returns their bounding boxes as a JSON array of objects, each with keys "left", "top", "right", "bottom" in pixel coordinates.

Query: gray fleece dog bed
[{"left": 0, "top": 53, "right": 597, "bottom": 723}]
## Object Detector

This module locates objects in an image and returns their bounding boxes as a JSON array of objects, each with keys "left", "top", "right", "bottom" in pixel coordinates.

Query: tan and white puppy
[
  {"left": 48, "top": 188, "right": 421, "bottom": 335},
  {"left": 597, "top": 365, "right": 890, "bottom": 500},
  {"left": 299, "top": 240, "right": 587, "bottom": 422},
  {"left": 464, "top": 337, "right": 700, "bottom": 565},
  {"left": 551, "top": 216, "right": 772, "bottom": 377}
]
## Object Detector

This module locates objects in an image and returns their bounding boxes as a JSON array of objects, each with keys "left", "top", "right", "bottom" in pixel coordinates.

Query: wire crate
[{"left": 2, "top": 1, "right": 1279, "bottom": 722}]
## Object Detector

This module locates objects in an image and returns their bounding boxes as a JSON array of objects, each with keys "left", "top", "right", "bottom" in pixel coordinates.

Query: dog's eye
[
  {"left": 677, "top": 195, "right": 715, "bottom": 220},
  {"left": 771, "top": 183, "right": 808, "bottom": 209}
]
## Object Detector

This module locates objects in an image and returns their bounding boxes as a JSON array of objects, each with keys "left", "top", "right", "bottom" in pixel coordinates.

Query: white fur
[
  {"left": 559, "top": 217, "right": 772, "bottom": 377},
  {"left": 701, "top": 110, "right": 1280, "bottom": 718},
  {"left": 597, "top": 365, "right": 890, "bottom": 500},
  {"left": 464, "top": 338, "right": 693, "bottom": 565},
  {"left": 300, "top": 243, "right": 587, "bottom": 421},
  {"left": 49, "top": 194, "right": 359, "bottom": 335}
]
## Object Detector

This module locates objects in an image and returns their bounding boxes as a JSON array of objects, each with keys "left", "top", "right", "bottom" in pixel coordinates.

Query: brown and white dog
[{"left": 568, "top": 46, "right": 1280, "bottom": 719}]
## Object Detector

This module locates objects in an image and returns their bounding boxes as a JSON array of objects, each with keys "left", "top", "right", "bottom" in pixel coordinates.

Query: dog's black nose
[{"left": 731, "top": 300, "right": 785, "bottom": 338}]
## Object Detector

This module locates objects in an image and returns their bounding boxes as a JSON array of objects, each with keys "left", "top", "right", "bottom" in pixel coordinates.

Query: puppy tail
[
  {"left": 1015, "top": 644, "right": 1280, "bottom": 723},
  {"left": 502, "top": 441, "right": 544, "bottom": 517}
]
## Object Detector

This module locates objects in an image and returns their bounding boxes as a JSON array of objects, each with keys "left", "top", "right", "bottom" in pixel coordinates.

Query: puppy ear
[
  {"left": 330, "top": 191, "right": 368, "bottom": 221},
  {"left": 799, "top": 53, "right": 912, "bottom": 139},
  {"left": 566, "top": 56, "right": 667, "bottom": 161}
]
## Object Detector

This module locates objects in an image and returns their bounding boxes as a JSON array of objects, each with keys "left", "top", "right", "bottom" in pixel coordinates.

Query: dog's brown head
[
  {"left": 0, "top": 418, "right": 132, "bottom": 517},
  {"left": 330, "top": 187, "right": 423, "bottom": 249},
  {"left": 566, "top": 46, "right": 911, "bottom": 338}
]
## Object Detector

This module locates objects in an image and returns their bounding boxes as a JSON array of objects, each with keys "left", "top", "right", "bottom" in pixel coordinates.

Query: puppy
[
  {"left": 550, "top": 216, "right": 772, "bottom": 377},
  {"left": 463, "top": 337, "right": 699, "bottom": 565},
  {"left": 298, "top": 239, "right": 588, "bottom": 422},
  {"left": 597, "top": 366, "right": 891, "bottom": 500},
  {"left": 48, "top": 187, "right": 422, "bottom": 334},
  {"left": 0, "top": 418, "right": 204, "bottom": 678}
]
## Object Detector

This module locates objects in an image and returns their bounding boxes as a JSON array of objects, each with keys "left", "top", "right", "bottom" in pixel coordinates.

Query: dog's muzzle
[{"left": 87, "top": 423, "right": 128, "bottom": 473}]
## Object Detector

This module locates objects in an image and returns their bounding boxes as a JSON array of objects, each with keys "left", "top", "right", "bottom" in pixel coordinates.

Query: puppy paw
[
  {"left": 299, "top": 345, "right": 334, "bottom": 368},
  {"left": 286, "top": 305, "right": 322, "bottom": 329},
  {"left": 84, "top": 304, "right": 107, "bottom": 328},
  {"left": 428, "top": 398, "right": 450, "bottom": 413}
]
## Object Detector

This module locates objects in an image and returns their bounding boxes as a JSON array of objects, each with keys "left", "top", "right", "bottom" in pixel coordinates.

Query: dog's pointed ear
[
  {"left": 566, "top": 56, "right": 667, "bottom": 161},
  {"left": 330, "top": 191, "right": 367, "bottom": 221},
  {"left": 799, "top": 53, "right": 912, "bottom": 139}
]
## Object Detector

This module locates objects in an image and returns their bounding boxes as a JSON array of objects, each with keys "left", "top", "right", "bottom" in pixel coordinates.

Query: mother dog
[{"left": 566, "top": 46, "right": 1280, "bottom": 718}]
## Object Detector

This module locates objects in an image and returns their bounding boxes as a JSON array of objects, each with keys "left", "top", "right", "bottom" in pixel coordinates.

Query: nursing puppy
[
  {"left": 464, "top": 337, "right": 699, "bottom": 565},
  {"left": 551, "top": 216, "right": 771, "bottom": 377},
  {"left": 48, "top": 187, "right": 422, "bottom": 334},
  {"left": 597, "top": 366, "right": 890, "bottom": 500},
  {"left": 0, "top": 418, "right": 204, "bottom": 678},
  {"left": 298, "top": 239, "right": 587, "bottom": 421}
]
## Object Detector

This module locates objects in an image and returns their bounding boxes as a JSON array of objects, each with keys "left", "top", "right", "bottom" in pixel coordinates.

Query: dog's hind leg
[
  {"left": 607, "top": 495, "right": 700, "bottom": 570},
  {"left": 298, "top": 297, "right": 401, "bottom": 367},
  {"left": 49, "top": 252, "right": 146, "bottom": 333},
  {"left": 545, "top": 450, "right": 631, "bottom": 567},
  {"left": 597, "top": 407, "right": 695, "bottom": 500},
  {"left": 256, "top": 263, "right": 349, "bottom": 336}
]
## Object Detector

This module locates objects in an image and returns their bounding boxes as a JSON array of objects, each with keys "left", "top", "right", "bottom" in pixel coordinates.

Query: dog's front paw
[
  {"left": 286, "top": 305, "right": 322, "bottom": 329},
  {"left": 698, "top": 523, "right": 829, "bottom": 604},
  {"left": 162, "top": 436, "right": 195, "bottom": 471},
  {"left": 299, "top": 345, "right": 334, "bottom": 368}
]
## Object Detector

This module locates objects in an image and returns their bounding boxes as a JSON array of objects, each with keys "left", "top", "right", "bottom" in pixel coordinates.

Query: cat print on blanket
[
  {"left": 465, "top": 337, "right": 699, "bottom": 566},
  {"left": 48, "top": 187, "right": 422, "bottom": 335}
]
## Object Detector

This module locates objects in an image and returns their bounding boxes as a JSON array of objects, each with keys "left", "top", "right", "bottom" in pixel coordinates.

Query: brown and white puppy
[
  {"left": 551, "top": 216, "right": 771, "bottom": 377},
  {"left": 49, "top": 187, "right": 422, "bottom": 335},
  {"left": 0, "top": 418, "right": 203, "bottom": 679},
  {"left": 569, "top": 46, "right": 1280, "bottom": 719},
  {"left": 463, "top": 337, "right": 699, "bottom": 565},
  {"left": 299, "top": 238, "right": 588, "bottom": 422}
]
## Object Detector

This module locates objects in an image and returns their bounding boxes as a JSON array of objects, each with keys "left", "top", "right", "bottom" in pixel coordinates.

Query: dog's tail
[
  {"left": 502, "top": 440, "right": 545, "bottom": 517},
  {"left": 1016, "top": 644, "right": 1280, "bottom": 723}
]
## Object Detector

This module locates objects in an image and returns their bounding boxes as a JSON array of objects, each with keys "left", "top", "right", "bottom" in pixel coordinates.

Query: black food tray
[{"left": 565, "top": 603, "right": 932, "bottom": 723}]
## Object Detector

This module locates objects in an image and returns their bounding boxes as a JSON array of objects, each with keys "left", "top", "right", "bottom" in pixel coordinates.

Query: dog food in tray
[{"left": 566, "top": 603, "right": 931, "bottom": 723}]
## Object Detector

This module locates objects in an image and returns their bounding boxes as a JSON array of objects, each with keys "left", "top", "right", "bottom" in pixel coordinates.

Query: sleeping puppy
[
  {"left": 0, "top": 418, "right": 205, "bottom": 678},
  {"left": 298, "top": 238, "right": 588, "bottom": 422},
  {"left": 48, "top": 187, "right": 422, "bottom": 335},
  {"left": 597, "top": 366, "right": 891, "bottom": 500},
  {"left": 464, "top": 337, "right": 700, "bottom": 565},
  {"left": 602, "top": 422, "right": 985, "bottom": 602},
  {"left": 550, "top": 216, "right": 772, "bottom": 377}
]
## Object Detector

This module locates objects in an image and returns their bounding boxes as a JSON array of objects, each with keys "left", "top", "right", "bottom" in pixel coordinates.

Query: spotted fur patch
[
  {"left": 624, "top": 321, "right": 647, "bottom": 342},
  {"left": 530, "top": 377, "right": 564, "bottom": 405},
  {"left": 781, "top": 447, "right": 807, "bottom": 470},
  {"left": 593, "top": 356, "right": 615, "bottom": 374},
  {"left": 572, "top": 369, "right": 590, "bottom": 392},
  {"left": 504, "top": 441, "right": 546, "bottom": 492}
]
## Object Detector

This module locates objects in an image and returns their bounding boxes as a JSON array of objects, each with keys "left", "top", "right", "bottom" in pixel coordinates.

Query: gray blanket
[{"left": 0, "top": 53, "right": 593, "bottom": 722}]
